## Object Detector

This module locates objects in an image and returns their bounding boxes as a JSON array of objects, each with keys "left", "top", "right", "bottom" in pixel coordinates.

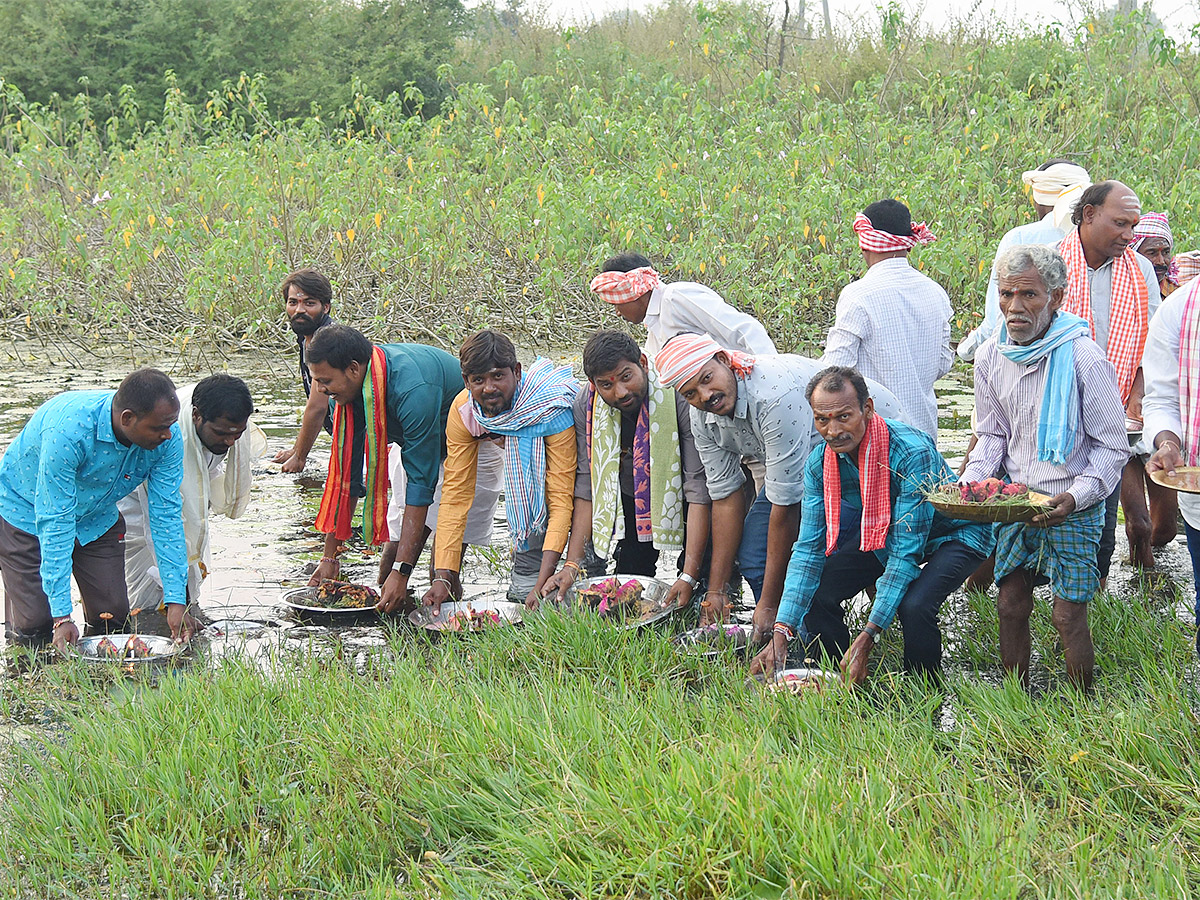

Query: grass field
[{"left": 3, "top": 584, "right": 1198, "bottom": 899}]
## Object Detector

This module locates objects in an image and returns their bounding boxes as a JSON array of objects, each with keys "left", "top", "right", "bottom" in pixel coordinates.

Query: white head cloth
[{"left": 1022, "top": 163, "right": 1092, "bottom": 231}]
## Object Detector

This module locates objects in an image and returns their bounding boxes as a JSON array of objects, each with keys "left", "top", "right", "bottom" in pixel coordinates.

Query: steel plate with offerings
[
  {"left": 925, "top": 479, "right": 1052, "bottom": 523},
  {"left": 279, "top": 581, "right": 380, "bottom": 621},
  {"left": 1148, "top": 466, "right": 1200, "bottom": 494},
  {"left": 672, "top": 623, "right": 751, "bottom": 657},
  {"left": 409, "top": 597, "right": 523, "bottom": 633},
  {"left": 763, "top": 667, "right": 840, "bottom": 696},
  {"left": 566, "top": 574, "right": 676, "bottom": 628},
  {"left": 75, "top": 633, "right": 183, "bottom": 667}
]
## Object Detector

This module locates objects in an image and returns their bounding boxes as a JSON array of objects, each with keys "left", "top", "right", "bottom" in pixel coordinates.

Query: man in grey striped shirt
[{"left": 961, "top": 245, "right": 1128, "bottom": 689}]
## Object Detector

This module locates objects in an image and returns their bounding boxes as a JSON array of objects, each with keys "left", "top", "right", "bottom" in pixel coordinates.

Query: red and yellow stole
[{"left": 314, "top": 346, "right": 389, "bottom": 545}]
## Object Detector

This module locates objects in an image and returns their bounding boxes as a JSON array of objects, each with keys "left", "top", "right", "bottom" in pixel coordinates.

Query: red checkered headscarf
[
  {"left": 853, "top": 212, "right": 937, "bottom": 253},
  {"left": 589, "top": 266, "right": 663, "bottom": 305},
  {"left": 655, "top": 333, "right": 755, "bottom": 391}
]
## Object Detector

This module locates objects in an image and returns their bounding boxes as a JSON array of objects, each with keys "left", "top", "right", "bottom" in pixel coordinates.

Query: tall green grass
[
  {"left": 0, "top": 5, "right": 1197, "bottom": 354},
  {"left": 4, "top": 589, "right": 1198, "bottom": 899}
]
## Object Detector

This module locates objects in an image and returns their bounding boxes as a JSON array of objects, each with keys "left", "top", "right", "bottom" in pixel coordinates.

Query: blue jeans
[
  {"left": 736, "top": 488, "right": 861, "bottom": 605},
  {"left": 1098, "top": 485, "right": 1120, "bottom": 581},
  {"left": 735, "top": 488, "right": 772, "bottom": 603},
  {"left": 800, "top": 540, "right": 986, "bottom": 676},
  {"left": 1184, "top": 522, "right": 1200, "bottom": 657}
]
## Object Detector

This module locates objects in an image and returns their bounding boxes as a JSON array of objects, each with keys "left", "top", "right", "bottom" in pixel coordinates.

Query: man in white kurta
[
  {"left": 120, "top": 375, "right": 265, "bottom": 609},
  {"left": 589, "top": 253, "right": 777, "bottom": 357},
  {"left": 1141, "top": 277, "right": 1200, "bottom": 656}
]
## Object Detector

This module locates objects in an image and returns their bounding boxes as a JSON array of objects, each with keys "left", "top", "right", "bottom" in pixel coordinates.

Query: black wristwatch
[
  {"left": 391, "top": 560, "right": 415, "bottom": 577},
  {"left": 863, "top": 624, "right": 883, "bottom": 644}
]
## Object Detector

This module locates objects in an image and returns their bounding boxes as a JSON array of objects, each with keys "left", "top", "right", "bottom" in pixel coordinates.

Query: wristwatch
[
  {"left": 677, "top": 572, "right": 699, "bottom": 589},
  {"left": 864, "top": 624, "right": 883, "bottom": 644},
  {"left": 391, "top": 560, "right": 415, "bottom": 576}
]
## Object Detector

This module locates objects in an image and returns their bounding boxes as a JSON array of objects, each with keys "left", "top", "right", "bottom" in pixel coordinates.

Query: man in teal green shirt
[{"left": 305, "top": 325, "right": 489, "bottom": 612}]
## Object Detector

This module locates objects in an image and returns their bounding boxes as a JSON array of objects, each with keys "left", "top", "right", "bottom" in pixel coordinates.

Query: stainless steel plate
[
  {"left": 672, "top": 623, "right": 751, "bottom": 657},
  {"left": 563, "top": 574, "right": 678, "bottom": 629},
  {"left": 279, "top": 586, "right": 379, "bottom": 619},
  {"left": 409, "top": 598, "right": 524, "bottom": 632},
  {"left": 759, "top": 667, "right": 840, "bottom": 695},
  {"left": 75, "top": 633, "right": 182, "bottom": 665}
]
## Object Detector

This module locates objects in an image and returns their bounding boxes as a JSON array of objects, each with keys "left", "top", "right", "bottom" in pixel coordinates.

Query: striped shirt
[
  {"left": 776, "top": 419, "right": 993, "bottom": 632},
  {"left": 823, "top": 257, "right": 953, "bottom": 439},
  {"left": 961, "top": 330, "right": 1128, "bottom": 511}
]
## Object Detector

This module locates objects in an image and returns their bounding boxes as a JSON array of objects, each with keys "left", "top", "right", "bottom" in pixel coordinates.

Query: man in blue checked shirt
[
  {"left": 750, "top": 367, "right": 992, "bottom": 686},
  {"left": 0, "top": 368, "right": 197, "bottom": 652}
]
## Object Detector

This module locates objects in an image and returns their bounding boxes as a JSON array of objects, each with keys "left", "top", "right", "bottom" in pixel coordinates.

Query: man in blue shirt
[
  {"left": 0, "top": 369, "right": 195, "bottom": 652},
  {"left": 751, "top": 367, "right": 992, "bottom": 685}
]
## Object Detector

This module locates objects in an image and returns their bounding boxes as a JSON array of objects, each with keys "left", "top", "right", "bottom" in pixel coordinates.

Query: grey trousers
[
  {"left": 0, "top": 514, "right": 130, "bottom": 645},
  {"left": 507, "top": 532, "right": 548, "bottom": 602}
]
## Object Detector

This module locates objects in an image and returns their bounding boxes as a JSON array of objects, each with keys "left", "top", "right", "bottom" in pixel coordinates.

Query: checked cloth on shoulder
[{"left": 1059, "top": 228, "right": 1149, "bottom": 405}]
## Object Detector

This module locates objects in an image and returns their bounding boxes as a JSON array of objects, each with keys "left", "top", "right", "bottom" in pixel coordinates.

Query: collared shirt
[
  {"left": 958, "top": 213, "right": 1066, "bottom": 361},
  {"left": 350, "top": 343, "right": 464, "bottom": 507},
  {"left": 1141, "top": 284, "right": 1200, "bottom": 529},
  {"left": 823, "top": 257, "right": 953, "bottom": 438},
  {"left": 643, "top": 281, "right": 777, "bottom": 357},
  {"left": 961, "top": 333, "right": 1128, "bottom": 511},
  {"left": 0, "top": 390, "right": 186, "bottom": 617},
  {"left": 689, "top": 354, "right": 907, "bottom": 506},
  {"left": 776, "top": 419, "right": 993, "bottom": 632},
  {"left": 1059, "top": 243, "right": 1161, "bottom": 354},
  {"left": 572, "top": 387, "right": 709, "bottom": 505},
  {"left": 435, "top": 390, "right": 576, "bottom": 570}
]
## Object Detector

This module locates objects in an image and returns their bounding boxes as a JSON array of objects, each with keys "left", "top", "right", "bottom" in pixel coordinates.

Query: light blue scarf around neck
[{"left": 997, "top": 311, "right": 1092, "bottom": 465}]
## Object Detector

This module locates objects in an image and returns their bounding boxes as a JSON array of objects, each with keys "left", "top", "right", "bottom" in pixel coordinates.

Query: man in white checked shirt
[{"left": 823, "top": 199, "right": 953, "bottom": 440}]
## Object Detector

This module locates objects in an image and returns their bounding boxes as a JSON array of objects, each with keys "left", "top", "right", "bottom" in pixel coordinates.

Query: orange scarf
[
  {"left": 1059, "top": 229, "right": 1149, "bottom": 404},
  {"left": 823, "top": 414, "right": 890, "bottom": 556},
  {"left": 314, "top": 346, "right": 389, "bottom": 544}
]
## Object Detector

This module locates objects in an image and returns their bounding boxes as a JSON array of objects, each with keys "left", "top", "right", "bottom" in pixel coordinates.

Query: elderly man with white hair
[{"left": 959, "top": 159, "right": 1092, "bottom": 361}]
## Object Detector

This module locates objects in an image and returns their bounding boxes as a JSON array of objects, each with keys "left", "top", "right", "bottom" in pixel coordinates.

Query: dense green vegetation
[
  {"left": 0, "top": 0, "right": 466, "bottom": 122},
  {"left": 3, "top": 587, "right": 1198, "bottom": 898},
  {"left": 0, "top": 3, "right": 1198, "bottom": 353}
]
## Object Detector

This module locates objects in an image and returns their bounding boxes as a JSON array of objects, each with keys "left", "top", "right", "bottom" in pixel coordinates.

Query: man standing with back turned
[{"left": 823, "top": 198, "right": 952, "bottom": 439}]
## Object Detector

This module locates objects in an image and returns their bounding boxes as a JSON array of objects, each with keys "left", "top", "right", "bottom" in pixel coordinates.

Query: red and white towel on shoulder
[
  {"left": 823, "top": 413, "right": 891, "bottom": 556},
  {"left": 1059, "top": 229, "right": 1148, "bottom": 405},
  {"left": 1178, "top": 281, "right": 1200, "bottom": 466}
]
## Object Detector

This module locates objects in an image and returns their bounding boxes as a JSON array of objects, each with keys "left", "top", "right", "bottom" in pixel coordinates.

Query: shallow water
[{"left": 0, "top": 345, "right": 1193, "bottom": 694}]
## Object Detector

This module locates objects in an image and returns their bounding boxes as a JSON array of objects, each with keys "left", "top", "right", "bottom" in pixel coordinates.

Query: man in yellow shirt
[{"left": 423, "top": 330, "right": 579, "bottom": 608}]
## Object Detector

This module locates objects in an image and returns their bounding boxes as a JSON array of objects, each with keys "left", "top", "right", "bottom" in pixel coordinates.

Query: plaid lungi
[{"left": 993, "top": 502, "right": 1105, "bottom": 604}]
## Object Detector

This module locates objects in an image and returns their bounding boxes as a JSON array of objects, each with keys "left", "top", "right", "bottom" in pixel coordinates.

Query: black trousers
[{"left": 801, "top": 540, "right": 986, "bottom": 676}]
